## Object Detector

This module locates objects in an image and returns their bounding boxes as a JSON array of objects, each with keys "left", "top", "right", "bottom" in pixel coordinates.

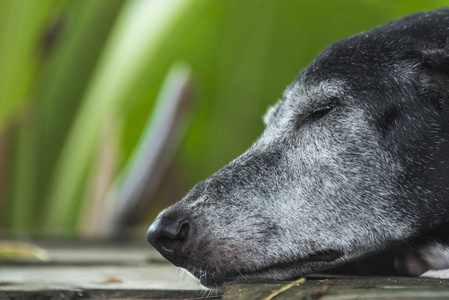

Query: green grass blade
[
  {"left": 0, "top": 0, "right": 65, "bottom": 232},
  {"left": 34, "top": 0, "right": 124, "bottom": 228},
  {"left": 44, "top": 0, "right": 196, "bottom": 235},
  {"left": 0, "top": 0, "right": 61, "bottom": 129},
  {"left": 113, "top": 63, "right": 192, "bottom": 229}
]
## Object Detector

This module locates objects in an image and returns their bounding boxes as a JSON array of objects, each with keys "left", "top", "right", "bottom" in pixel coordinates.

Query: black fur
[{"left": 147, "top": 9, "right": 449, "bottom": 288}]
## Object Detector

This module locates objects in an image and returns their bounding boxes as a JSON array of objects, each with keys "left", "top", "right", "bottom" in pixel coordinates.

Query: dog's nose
[{"left": 147, "top": 213, "right": 190, "bottom": 262}]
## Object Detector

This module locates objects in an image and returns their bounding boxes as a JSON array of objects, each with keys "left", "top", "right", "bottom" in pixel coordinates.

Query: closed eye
[
  {"left": 295, "top": 102, "right": 338, "bottom": 130},
  {"left": 308, "top": 104, "right": 337, "bottom": 120}
]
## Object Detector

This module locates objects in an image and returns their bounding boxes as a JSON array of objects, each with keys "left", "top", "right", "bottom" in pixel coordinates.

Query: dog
[{"left": 147, "top": 8, "right": 449, "bottom": 288}]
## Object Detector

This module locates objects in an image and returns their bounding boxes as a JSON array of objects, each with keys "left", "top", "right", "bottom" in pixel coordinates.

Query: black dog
[{"left": 148, "top": 8, "right": 449, "bottom": 288}]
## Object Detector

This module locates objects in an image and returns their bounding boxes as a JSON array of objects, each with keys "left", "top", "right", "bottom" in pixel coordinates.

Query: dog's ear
[{"left": 416, "top": 42, "right": 449, "bottom": 115}]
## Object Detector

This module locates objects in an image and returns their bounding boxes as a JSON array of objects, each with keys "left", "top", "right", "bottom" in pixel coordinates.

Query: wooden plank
[
  {"left": 0, "top": 288, "right": 212, "bottom": 300},
  {"left": 223, "top": 277, "right": 449, "bottom": 300},
  {"left": 0, "top": 265, "right": 202, "bottom": 290},
  {"left": 3, "top": 241, "right": 449, "bottom": 299},
  {"left": 0, "top": 241, "right": 210, "bottom": 299},
  {"left": 320, "top": 289, "right": 449, "bottom": 300},
  {"left": 0, "top": 242, "right": 169, "bottom": 268},
  {"left": 18, "top": 241, "right": 167, "bottom": 265}
]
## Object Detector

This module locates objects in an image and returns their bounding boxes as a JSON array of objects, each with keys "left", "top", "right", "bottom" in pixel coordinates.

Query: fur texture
[{"left": 147, "top": 8, "right": 449, "bottom": 288}]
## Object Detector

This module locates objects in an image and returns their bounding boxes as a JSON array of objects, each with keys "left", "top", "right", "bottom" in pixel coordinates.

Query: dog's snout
[{"left": 147, "top": 213, "right": 190, "bottom": 261}]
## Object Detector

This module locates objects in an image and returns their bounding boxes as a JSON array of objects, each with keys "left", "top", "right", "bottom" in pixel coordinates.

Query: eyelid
[
  {"left": 308, "top": 96, "right": 339, "bottom": 110},
  {"left": 308, "top": 104, "right": 336, "bottom": 120},
  {"left": 312, "top": 104, "right": 335, "bottom": 113},
  {"left": 319, "top": 96, "right": 340, "bottom": 108},
  {"left": 295, "top": 100, "right": 339, "bottom": 130},
  {"left": 310, "top": 98, "right": 339, "bottom": 115}
]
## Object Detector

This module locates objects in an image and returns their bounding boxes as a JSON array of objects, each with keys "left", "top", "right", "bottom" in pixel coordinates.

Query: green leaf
[{"left": 43, "top": 0, "right": 197, "bottom": 235}]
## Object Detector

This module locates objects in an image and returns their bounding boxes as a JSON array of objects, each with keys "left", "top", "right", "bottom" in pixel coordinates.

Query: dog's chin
[
  {"left": 197, "top": 269, "right": 307, "bottom": 289},
  {"left": 186, "top": 249, "right": 345, "bottom": 288}
]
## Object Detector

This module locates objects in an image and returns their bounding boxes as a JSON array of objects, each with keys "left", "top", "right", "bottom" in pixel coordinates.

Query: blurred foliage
[{"left": 0, "top": 0, "right": 446, "bottom": 237}]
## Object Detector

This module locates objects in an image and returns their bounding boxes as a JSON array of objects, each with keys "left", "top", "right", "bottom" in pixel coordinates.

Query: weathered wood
[
  {"left": 3, "top": 241, "right": 449, "bottom": 299},
  {"left": 0, "top": 288, "right": 211, "bottom": 300},
  {"left": 0, "top": 265, "right": 201, "bottom": 290},
  {"left": 223, "top": 277, "right": 449, "bottom": 300},
  {"left": 0, "top": 241, "right": 207, "bottom": 299},
  {"left": 0, "top": 240, "right": 166, "bottom": 265}
]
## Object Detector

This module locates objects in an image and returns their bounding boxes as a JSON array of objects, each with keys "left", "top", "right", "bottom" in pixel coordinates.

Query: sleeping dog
[{"left": 147, "top": 8, "right": 449, "bottom": 288}]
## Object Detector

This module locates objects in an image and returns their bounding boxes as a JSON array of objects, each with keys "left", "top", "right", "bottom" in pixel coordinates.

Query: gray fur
[{"left": 148, "top": 9, "right": 449, "bottom": 288}]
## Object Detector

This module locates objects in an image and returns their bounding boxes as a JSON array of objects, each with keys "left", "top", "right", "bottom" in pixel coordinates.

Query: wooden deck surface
[{"left": 1, "top": 241, "right": 449, "bottom": 299}]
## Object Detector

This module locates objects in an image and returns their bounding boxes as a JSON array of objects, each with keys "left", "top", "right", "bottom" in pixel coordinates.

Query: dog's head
[{"left": 147, "top": 9, "right": 449, "bottom": 288}]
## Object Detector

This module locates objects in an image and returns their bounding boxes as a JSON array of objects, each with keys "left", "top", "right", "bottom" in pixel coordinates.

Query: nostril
[
  {"left": 159, "top": 222, "right": 190, "bottom": 252},
  {"left": 178, "top": 222, "right": 189, "bottom": 240},
  {"left": 147, "top": 215, "right": 191, "bottom": 258}
]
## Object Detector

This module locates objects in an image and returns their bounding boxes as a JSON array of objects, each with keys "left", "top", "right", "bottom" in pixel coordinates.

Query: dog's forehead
[
  {"left": 263, "top": 77, "right": 348, "bottom": 130},
  {"left": 280, "top": 8, "right": 449, "bottom": 108},
  {"left": 283, "top": 39, "right": 384, "bottom": 106},
  {"left": 285, "top": 35, "right": 419, "bottom": 108},
  {"left": 284, "top": 78, "right": 347, "bottom": 105}
]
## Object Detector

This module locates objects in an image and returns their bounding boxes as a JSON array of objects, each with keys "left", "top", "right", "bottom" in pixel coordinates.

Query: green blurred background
[{"left": 0, "top": 0, "right": 446, "bottom": 238}]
